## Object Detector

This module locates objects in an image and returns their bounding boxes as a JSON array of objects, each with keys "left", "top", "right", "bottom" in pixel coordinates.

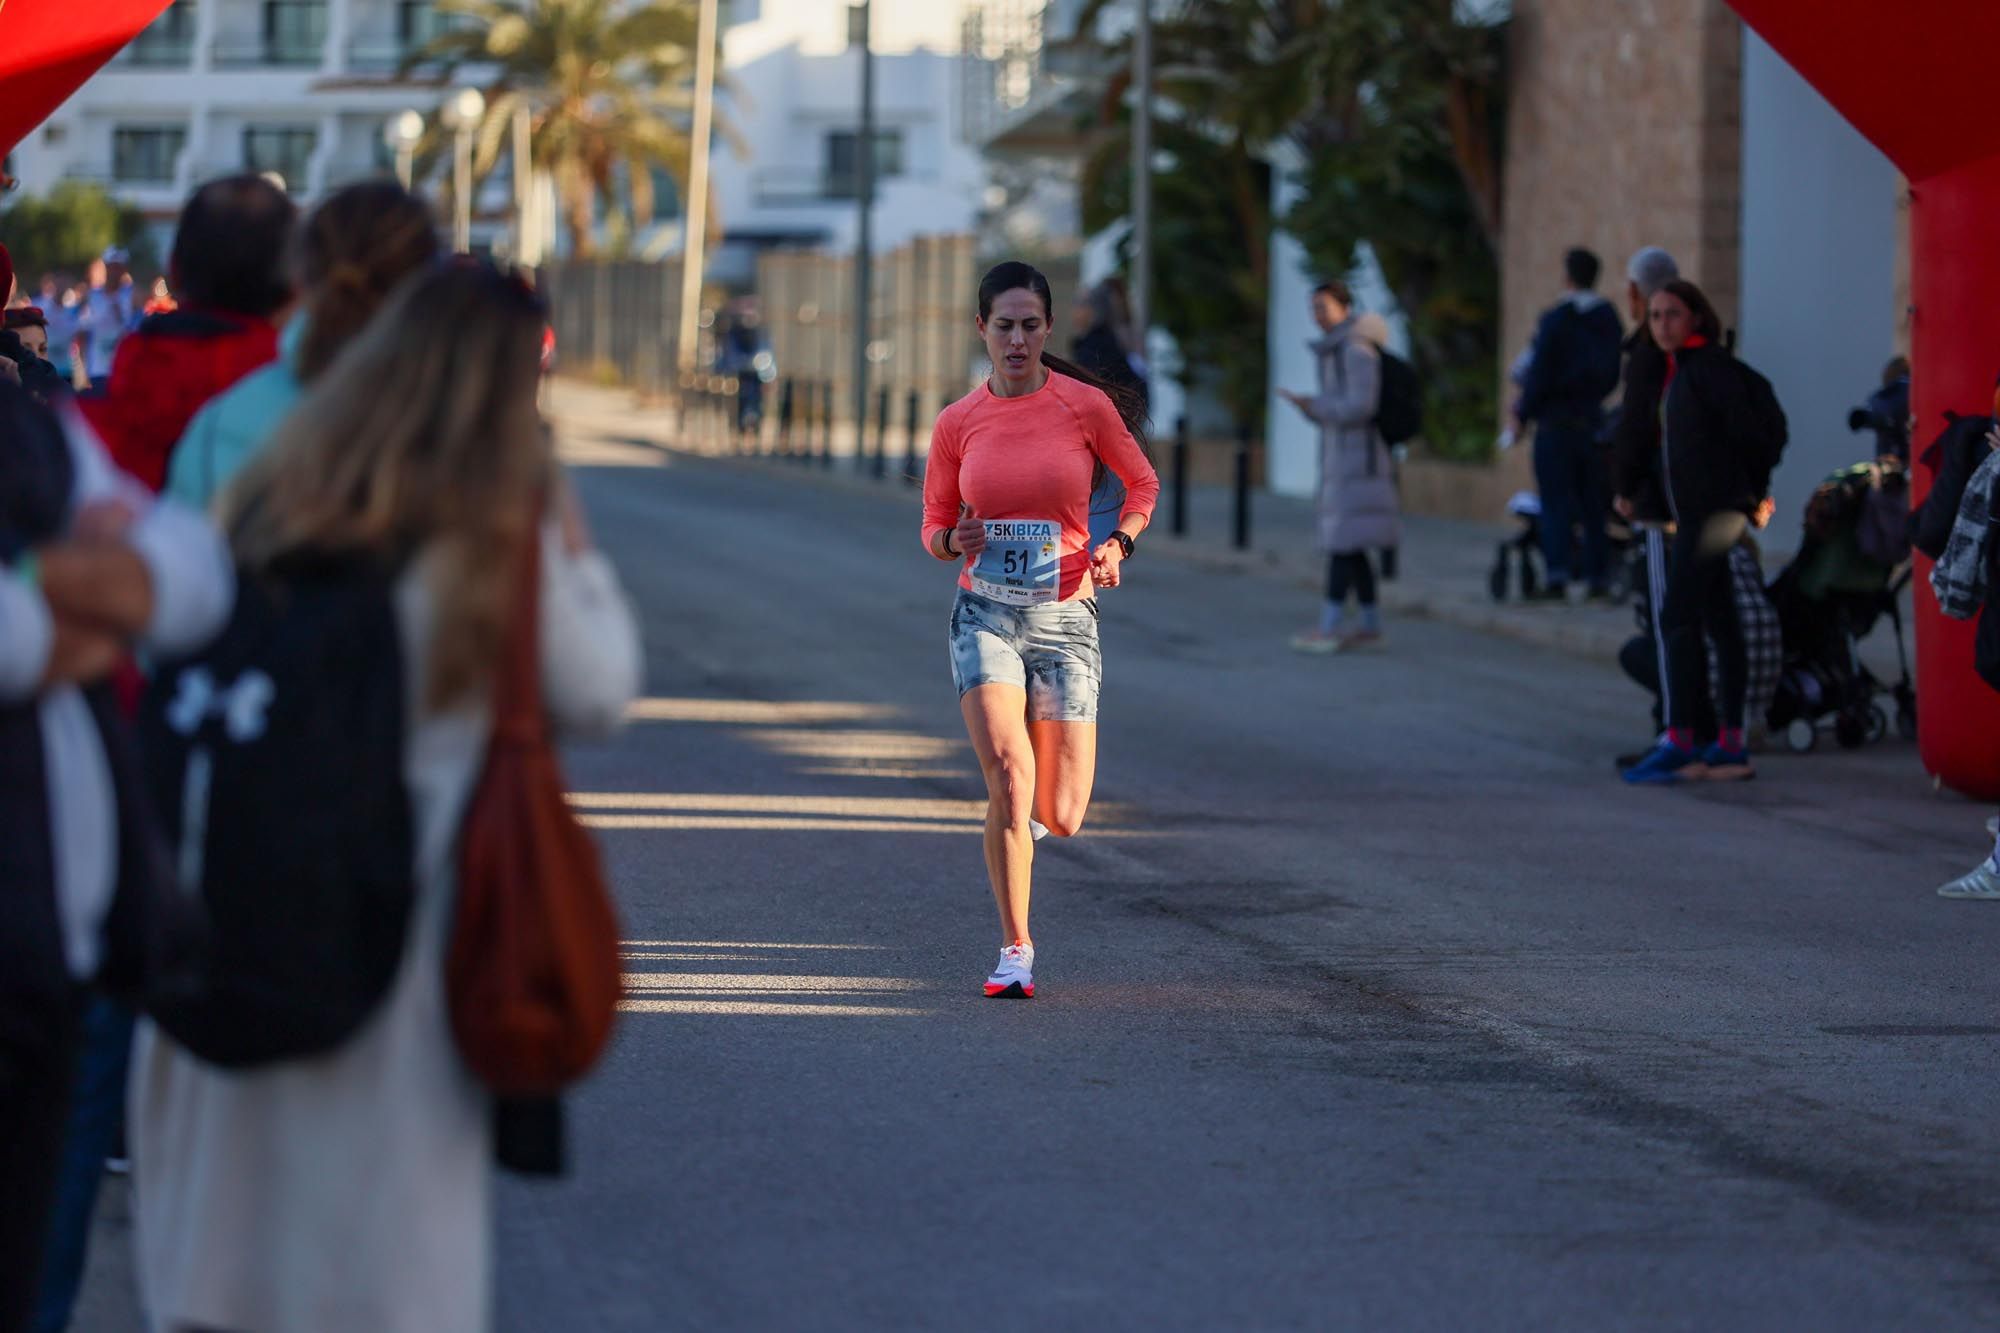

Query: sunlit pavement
[{"left": 76, "top": 408, "right": 2000, "bottom": 1330}]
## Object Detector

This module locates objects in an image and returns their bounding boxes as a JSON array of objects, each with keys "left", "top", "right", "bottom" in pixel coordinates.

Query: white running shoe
[
  {"left": 1938, "top": 860, "right": 2000, "bottom": 900},
  {"left": 984, "top": 943, "right": 1035, "bottom": 998},
  {"left": 1029, "top": 819, "right": 1049, "bottom": 842}
]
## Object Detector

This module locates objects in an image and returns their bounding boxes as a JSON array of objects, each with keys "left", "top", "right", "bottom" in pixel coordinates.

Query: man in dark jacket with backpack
[{"left": 1518, "top": 248, "right": 1625, "bottom": 601}]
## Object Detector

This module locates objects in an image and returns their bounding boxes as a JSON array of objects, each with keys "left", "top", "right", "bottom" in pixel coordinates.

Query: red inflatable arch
[
  {"left": 0, "top": 1, "right": 173, "bottom": 161},
  {"left": 1730, "top": 1, "right": 2000, "bottom": 800}
]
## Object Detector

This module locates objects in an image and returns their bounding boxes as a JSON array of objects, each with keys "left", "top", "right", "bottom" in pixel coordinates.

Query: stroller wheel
[
  {"left": 1835, "top": 711, "right": 1869, "bottom": 750},
  {"left": 1866, "top": 705, "right": 1889, "bottom": 745},
  {"left": 1786, "top": 718, "right": 1818, "bottom": 753}
]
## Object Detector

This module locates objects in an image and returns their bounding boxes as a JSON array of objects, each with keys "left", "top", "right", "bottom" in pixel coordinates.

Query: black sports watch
[{"left": 1107, "top": 529, "right": 1135, "bottom": 560}]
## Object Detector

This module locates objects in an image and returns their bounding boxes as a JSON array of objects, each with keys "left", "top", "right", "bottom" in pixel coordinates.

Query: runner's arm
[{"left": 921, "top": 406, "right": 967, "bottom": 560}]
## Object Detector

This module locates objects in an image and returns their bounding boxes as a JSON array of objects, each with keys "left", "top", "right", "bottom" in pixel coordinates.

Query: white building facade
[
  {"left": 10, "top": 0, "right": 468, "bottom": 257},
  {"left": 693, "top": 2, "right": 987, "bottom": 284}
]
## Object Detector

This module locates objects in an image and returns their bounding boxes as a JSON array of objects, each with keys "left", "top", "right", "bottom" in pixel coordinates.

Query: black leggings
[
  {"left": 1659, "top": 514, "right": 1748, "bottom": 733},
  {"left": 1326, "top": 551, "right": 1378, "bottom": 606}
]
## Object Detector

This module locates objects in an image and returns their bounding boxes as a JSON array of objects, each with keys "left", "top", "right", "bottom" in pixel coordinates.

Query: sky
[{"left": 734, "top": 0, "right": 967, "bottom": 57}]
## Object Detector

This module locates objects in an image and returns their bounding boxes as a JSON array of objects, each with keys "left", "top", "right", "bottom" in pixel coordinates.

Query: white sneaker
[
  {"left": 1937, "top": 860, "right": 2000, "bottom": 899},
  {"left": 1029, "top": 819, "right": 1049, "bottom": 842},
  {"left": 984, "top": 943, "right": 1035, "bottom": 998}
]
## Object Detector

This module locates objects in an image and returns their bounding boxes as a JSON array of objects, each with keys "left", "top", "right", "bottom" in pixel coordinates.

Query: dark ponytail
[{"left": 977, "top": 261, "right": 1153, "bottom": 504}]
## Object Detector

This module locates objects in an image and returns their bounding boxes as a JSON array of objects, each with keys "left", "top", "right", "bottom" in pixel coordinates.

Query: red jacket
[{"left": 78, "top": 308, "right": 279, "bottom": 493}]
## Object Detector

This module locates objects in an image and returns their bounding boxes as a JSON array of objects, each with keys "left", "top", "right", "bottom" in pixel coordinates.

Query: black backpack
[
  {"left": 1734, "top": 358, "right": 1790, "bottom": 482},
  {"left": 1374, "top": 346, "right": 1423, "bottom": 446},
  {"left": 138, "top": 557, "right": 415, "bottom": 1068}
]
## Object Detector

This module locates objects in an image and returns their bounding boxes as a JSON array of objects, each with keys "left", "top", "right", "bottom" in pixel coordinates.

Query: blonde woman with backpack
[{"left": 129, "top": 262, "right": 641, "bottom": 1332}]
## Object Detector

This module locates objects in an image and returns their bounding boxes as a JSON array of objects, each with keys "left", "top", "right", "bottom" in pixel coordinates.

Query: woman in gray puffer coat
[{"left": 1282, "top": 282, "right": 1402, "bottom": 652}]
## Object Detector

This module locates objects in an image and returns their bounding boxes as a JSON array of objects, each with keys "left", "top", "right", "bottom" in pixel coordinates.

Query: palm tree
[{"left": 411, "top": 0, "right": 733, "bottom": 259}]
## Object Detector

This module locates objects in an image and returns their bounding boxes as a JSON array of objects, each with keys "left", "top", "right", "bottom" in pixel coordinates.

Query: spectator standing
[
  {"left": 1622, "top": 279, "right": 1788, "bottom": 785},
  {"left": 715, "top": 305, "right": 770, "bottom": 439},
  {"left": 78, "top": 176, "right": 296, "bottom": 493},
  {"left": 1852, "top": 356, "right": 1912, "bottom": 462},
  {"left": 1071, "top": 280, "right": 1149, "bottom": 410},
  {"left": 36, "top": 277, "right": 83, "bottom": 384},
  {"left": 1915, "top": 377, "right": 2000, "bottom": 898},
  {"left": 129, "top": 261, "right": 641, "bottom": 1333},
  {"left": 1282, "top": 280, "right": 1402, "bottom": 653},
  {"left": 31, "top": 174, "right": 295, "bottom": 1333},
  {"left": 0, "top": 385, "right": 232, "bottom": 1333},
  {"left": 76, "top": 250, "right": 139, "bottom": 389},
  {"left": 1516, "top": 247, "right": 1625, "bottom": 601},
  {"left": 1609, "top": 246, "right": 1683, "bottom": 764},
  {"left": 169, "top": 181, "right": 439, "bottom": 510},
  {"left": 5, "top": 306, "right": 49, "bottom": 363},
  {"left": 1071, "top": 280, "right": 1152, "bottom": 547}
]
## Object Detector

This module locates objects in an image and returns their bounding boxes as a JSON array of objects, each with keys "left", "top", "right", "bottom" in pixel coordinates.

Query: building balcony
[
  {"left": 212, "top": 39, "right": 329, "bottom": 70},
  {"left": 753, "top": 169, "right": 926, "bottom": 208},
  {"left": 114, "top": 37, "right": 196, "bottom": 69}
]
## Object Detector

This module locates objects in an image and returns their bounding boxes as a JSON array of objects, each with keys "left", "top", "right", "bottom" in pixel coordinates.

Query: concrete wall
[{"left": 1736, "top": 30, "right": 1899, "bottom": 551}]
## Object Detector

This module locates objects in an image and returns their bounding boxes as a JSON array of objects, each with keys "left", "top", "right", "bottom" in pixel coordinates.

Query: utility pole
[
  {"left": 511, "top": 100, "right": 535, "bottom": 264},
  {"left": 1131, "top": 0, "right": 1153, "bottom": 361},
  {"left": 677, "top": 0, "right": 720, "bottom": 377},
  {"left": 851, "top": 0, "right": 875, "bottom": 459}
]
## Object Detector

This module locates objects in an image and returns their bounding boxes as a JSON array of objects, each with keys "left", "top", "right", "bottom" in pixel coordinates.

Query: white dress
[{"left": 130, "top": 527, "right": 641, "bottom": 1333}]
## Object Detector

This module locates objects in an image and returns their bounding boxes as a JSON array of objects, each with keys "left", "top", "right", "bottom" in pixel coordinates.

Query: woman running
[{"left": 922, "top": 261, "right": 1160, "bottom": 999}]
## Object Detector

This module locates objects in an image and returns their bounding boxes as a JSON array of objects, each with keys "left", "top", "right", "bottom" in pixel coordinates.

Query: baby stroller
[
  {"left": 1765, "top": 459, "right": 1918, "bottom": 751},
  {"left": 1488, "top": 491, "right": 1640, "bottom": 603},
  {"left": 1489, "top": 492, "right": 1543, "bottom": 600}
]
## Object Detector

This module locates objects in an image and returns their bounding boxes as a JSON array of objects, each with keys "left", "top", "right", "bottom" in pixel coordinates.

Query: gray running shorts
[{"left": 948, "top": 588, "right": 1102, "bottom": 723}]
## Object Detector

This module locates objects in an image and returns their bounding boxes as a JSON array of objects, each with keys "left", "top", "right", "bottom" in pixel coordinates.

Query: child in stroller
[{"left": 1764, "top": 458, "right": 1917, "bottom": 751}]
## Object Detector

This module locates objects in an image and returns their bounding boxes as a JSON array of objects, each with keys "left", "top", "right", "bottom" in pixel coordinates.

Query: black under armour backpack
[
  {"left": 138, "top": 555, "right": 415, "bottom": 1067},
  {"left": 1373, "top": 346, "right": 1424, "bottom": 446}
]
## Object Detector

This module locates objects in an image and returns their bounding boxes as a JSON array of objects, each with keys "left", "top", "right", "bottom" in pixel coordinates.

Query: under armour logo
[{"left": 165, "top": 668, "right": 276, "bottom": 743}]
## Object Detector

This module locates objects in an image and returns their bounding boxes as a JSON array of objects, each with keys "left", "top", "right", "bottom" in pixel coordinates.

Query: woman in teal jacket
[{"left": 169, "top": 181, "right": 439, "bottom": 509}]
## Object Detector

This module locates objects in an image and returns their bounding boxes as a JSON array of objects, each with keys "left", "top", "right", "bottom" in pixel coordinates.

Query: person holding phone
[{"left": 921, "top": 261, "right": 1159, "bottom": 999}]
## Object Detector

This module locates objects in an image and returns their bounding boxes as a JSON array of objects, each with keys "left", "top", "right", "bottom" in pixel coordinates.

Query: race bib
[{"left": 970, "top": 518, "right": 1061, "bottom": 606}]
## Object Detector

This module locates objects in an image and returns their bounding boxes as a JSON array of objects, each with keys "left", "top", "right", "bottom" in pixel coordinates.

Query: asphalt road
[
  {"left": 76, "top": 415, "right": 2000, "bottom": 1330},
  {"left": 486, "top": 419, "right": 2000, "bottom": 1332}
]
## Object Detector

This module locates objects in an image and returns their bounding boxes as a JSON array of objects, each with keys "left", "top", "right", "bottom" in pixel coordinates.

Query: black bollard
[
  {"left": 777, "top": 378, "right": 795, "bottom": 459},
  {"left": 1232, "top": 423, "right": 1253, "bottom": 551},
  {"left": 903, "top": 389, "right": 922, "bottom": 485},
  {"left": 1171, "top": 415, "right": 1189, "bottom": 537},
  {"left": 821, "top": 381, "right": 835, "bottom": 466},
  {"left": 873, "top": 386, "right": 891, "bottom": 479}
]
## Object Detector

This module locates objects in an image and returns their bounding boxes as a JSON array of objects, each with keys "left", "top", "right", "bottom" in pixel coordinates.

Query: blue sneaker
[
  {"left": 1621, "top": 738, "right": 1706, "bottom": 785},
  {"left": 1696, "top": 743, "right": 1754, "bottom": 782}
]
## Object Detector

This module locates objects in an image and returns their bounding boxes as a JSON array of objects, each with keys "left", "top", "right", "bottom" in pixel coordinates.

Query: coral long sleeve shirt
[{"left": 922, "top": 371, "right": 1161, "bottom": 602}]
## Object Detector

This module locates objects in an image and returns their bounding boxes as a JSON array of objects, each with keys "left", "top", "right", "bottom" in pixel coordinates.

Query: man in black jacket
[{"left": 1518, "top": 247, "right": 1624, "bottom": 600}]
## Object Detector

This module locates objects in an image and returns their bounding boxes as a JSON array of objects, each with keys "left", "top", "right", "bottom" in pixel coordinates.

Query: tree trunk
[{"left": 559, "top": 166, "right": 596, "bottom": 260}]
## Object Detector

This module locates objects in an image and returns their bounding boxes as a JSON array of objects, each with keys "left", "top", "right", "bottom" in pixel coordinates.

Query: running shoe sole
[
  {"left": 983, "top": 981, "right": 1033, "bottom": 999},
  {"left": 1700, "top": 764, "right": 1755, "bottom": 782}
]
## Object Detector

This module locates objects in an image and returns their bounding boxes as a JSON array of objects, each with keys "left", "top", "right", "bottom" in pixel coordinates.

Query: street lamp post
[
  {"left": 442, "top": 86, "right": 486, "bottom": 253},
  {"left": 384, "top": 109, "right": 423, "bottom": 192},
  {"left": 852, "top": 0, "right": 874, "bottom": 465},
  {"left": 677, "top": 0, "right": 720, "bottom": 378}
]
